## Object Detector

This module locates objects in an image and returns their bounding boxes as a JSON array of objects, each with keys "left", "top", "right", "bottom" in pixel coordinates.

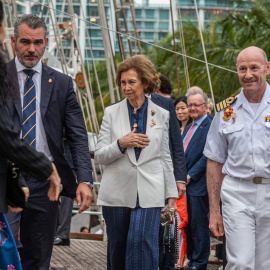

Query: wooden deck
[{"left": 50, "top": 239, "right": 222, "bottom": 270}]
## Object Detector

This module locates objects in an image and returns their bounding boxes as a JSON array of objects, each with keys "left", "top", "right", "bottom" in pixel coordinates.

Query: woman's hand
[
  {"left": 7, "top": 186, "right": 30, "bottom": 213},
  {"left": 165, "top": 198, "right": 177, "bottom": 213},
  {"left": 8, "top": 206, "right": 23, "bottom": 212},
  {"left": 119, "top": 128, "right": 150, "bottom": 149}
]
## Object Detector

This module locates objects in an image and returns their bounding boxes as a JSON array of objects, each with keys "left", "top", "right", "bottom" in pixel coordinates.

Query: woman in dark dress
[{"left": 175, "top": 96, "right": 192, "bottom": 134}]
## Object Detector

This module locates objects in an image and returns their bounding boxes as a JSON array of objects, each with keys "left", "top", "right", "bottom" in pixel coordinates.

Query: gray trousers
[{"left": 55, "top": 196, "right": 73, "bottom": 239}]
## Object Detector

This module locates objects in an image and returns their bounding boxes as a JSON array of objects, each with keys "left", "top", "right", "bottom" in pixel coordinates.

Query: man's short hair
[
  {"left": 14, "top": 14, "right": 47, "bottom": 40},
  {"left": 187, "top": 87, "right": 208, "bottom": 104},
  {"left": 159, "top": 75, "right": 172, "bottom": 95},
  {"left": 186, "top": 86, "right": 203, "bottom": 97}
]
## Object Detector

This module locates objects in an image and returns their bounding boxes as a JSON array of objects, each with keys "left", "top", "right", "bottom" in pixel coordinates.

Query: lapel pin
[
  {"left": 49, "top": 79, "right": 52, "bottom": 83},
  {"left": 133, "top": 123, "right": 138, "bottom": 128},
  {"left": 151, "top": 110, "right": 156, "bottom": 116},
  {"left": 150, "top": 119, "right": 156, "bottom": 128}
]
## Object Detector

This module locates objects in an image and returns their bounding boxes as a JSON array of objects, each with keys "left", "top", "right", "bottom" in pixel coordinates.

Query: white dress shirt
[{"left": 15, "top": 57, "right": 53, "bottom": 161}]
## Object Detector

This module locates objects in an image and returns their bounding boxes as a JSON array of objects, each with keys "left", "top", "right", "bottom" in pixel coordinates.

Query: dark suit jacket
[
  {"left": 0, "top": 92, "right": 52, "bottom": 213},
  {"left": 151, "top": 93, "right": 187, "bottom": 182},
  {"left": 182, "top": 115, "right": 211, "bottom": 196},
  {"left": 6, "top": 59, "right": 93, "bottom": 198}
]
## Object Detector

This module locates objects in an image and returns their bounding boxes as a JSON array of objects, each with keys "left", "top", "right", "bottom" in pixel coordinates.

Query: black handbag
[
  {"left": 160, "top": 208, "right": 179, "bottom": 263},
  {"left": 6, "top": 161, "right": 29, "bottom": 209}
]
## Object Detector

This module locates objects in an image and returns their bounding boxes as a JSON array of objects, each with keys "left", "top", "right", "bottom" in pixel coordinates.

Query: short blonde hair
[
  {"left": 207, "top": 98, "right": 214, "bottom": 111},
  {"left": 116, "top": 55, "right": 160, "bottom": 94}
]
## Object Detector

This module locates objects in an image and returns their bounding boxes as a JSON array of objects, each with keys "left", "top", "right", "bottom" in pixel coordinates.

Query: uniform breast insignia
[
  {"left": 223, "top": 107, "right": 233, "bottom": 122},
  {"left": 231, "top": 112, "right": 237, "bottom": 124},
  {"left": 216, "top": 96, "right": 237, "bottom": 112},
  {"left": 265, "top": 116, "right": 270, "bottom": 122}
]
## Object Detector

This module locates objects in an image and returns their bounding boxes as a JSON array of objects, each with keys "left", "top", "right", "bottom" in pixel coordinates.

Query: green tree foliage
[
  {"left": 86, "top": 0, "right": 270, "bottom": 128},
  {"left": 147, "top": 0, "right": 270, "bottom": 102}
]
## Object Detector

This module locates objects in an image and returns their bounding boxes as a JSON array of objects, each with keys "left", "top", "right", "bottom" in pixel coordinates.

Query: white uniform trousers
[{"left": 221, "top": 175, "right": 270, "bottom": 270}]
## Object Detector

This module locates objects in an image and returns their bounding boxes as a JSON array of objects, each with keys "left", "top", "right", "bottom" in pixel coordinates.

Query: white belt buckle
[{"left": 253, "top": 177, "right": 262, "bottom": 184}]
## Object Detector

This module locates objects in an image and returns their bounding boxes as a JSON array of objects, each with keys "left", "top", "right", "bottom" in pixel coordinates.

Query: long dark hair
[
  {"left": 174, "top": 96, "right": 192, "bottom": 127},
  {"left": 0, "top": 0, "right": 11, "bottom": 99}
]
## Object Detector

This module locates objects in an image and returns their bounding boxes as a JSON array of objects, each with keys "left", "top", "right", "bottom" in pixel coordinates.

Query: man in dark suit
[
  {"left": 182, "top": 88, "right": 211, "bottom": 270},
  {"left": 5, "top": 14, "right": 93, "bottom": 270},
  {"left": 151, "top": 88, "right": 187, "bottom": 270}
]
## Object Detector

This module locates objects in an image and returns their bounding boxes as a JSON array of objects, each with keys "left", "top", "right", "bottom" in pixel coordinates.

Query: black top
[{"left": 0, "top": 92, "right": 52, "bottom": 213}]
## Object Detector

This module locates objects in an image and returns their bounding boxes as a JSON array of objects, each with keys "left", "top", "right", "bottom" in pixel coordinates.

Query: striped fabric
[
  {"left": 103, "top": 203, "right": 161, "bottom": 270},
  {"left": 22, "top": 69, "right": 36, "bottom": 147}
]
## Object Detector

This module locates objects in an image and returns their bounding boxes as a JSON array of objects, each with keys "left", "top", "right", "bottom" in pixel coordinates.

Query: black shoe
[{"left": 53, "top": 238, "right": 70, "bottom": 246}]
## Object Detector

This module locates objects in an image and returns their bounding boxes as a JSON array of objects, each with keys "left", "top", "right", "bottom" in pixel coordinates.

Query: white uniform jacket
[
  {"left": 95, "top": 98, "right": 178, "bottom": 208},
  {"left": 204, "top": 83, "right": 270, "bottom": 179}
]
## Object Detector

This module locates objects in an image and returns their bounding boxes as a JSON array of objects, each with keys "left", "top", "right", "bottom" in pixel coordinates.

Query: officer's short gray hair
[
  {"left": 14, "top": 14, "right": 47, "bottom": 40},
  {"left": 186, "top": 87, "right": 208, "bottom": 104}
]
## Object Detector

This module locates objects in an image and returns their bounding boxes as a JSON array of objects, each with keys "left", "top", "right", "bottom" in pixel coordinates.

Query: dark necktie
[{"left": 22, "top": 69, "right": 36, "bottom": 148}]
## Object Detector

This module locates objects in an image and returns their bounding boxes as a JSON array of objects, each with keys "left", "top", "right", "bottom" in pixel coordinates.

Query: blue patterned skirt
[{"left": 0, "top": 213, "right": 22, "bottom": 270}]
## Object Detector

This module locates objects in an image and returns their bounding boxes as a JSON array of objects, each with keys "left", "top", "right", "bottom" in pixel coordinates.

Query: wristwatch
[
  {"left": 187, "top": 174, "right": 191, "bottom": 181},
  {"left": 80, "top": 181, "right": 93, "bottom": 191}
]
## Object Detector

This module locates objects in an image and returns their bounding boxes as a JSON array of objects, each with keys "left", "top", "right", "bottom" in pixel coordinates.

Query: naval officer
[{"left": 204, "top": 46, "right": 270, "bottom": 269}]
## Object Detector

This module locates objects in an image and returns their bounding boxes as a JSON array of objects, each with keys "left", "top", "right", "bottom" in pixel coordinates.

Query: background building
[{"left": 10, "top": 0, "right": 243, "bottom": 62}]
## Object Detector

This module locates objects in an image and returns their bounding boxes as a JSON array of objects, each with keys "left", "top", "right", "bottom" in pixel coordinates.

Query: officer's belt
[{"left": 233, "top": 177, "right": 270, "bottom": 184}]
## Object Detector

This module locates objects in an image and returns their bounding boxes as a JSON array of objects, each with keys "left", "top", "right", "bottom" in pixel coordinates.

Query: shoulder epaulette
[{"left": 215, "top": 96, "right": 237, "bottom": 112}]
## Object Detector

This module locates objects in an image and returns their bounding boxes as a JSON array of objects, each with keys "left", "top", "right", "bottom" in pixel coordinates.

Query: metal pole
[
  {"left": 120, "top": 0, "right": 133, "bottom": 56},
  {"left": 128, "top": 0, "right": 142, "bottom": 54},
  {"left": 170, "top": 0, "right": 180, "bottom": 96},
  {"left": 113, "top": 0, "right": 126, "bottom": 60}
]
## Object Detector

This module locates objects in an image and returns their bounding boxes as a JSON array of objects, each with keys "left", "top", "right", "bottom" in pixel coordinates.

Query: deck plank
[{"left": 50, "top": 239, "right": 222, "bottom": 270}]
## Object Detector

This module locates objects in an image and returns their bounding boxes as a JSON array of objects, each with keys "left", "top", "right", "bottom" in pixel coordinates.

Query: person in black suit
[
  {"left": 182, "top": 88, "right": 211, "bottom": 270},
  {"left": 0, "top": 2, "right": 60, "bottom": 268},
  {"left": 151, "top": 79, "right": 187, "bottom": 270},
  {"left": 5, "top": 14, "right": 93, "bottom": 270}
]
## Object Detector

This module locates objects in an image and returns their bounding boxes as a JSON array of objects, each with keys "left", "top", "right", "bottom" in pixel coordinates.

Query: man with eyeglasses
[
  {"left": 204, "top": 46, "right": 270, "bottom": 270},
  {"left": 182, "top": 87, "right": 212, "bottom": 270}
]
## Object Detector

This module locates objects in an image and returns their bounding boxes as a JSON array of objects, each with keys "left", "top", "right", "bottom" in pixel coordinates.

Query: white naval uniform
[{"left": 204, "top": 83, "right": 270, "bottom": 270}]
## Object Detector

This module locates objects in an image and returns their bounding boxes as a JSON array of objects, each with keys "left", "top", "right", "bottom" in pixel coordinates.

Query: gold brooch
[
  {"left": 150, "top": 119, "right": 156, "bottom": 128},
  {"left": 151, "top": 110, "right": 156, "bottom": 116}
]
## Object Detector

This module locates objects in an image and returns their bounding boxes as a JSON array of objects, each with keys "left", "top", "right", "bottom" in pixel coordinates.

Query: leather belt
[
  {"left": 251, "top": 177, "right": 270, "bottom": 184},
  {"left": 232, "top": 176, "right": 270, "bottom": 184}
]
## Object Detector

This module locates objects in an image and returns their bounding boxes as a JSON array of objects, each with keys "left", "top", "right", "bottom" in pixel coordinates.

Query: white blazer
[{"left": 95, "top": 98, "right": 178, "bottom": 208}]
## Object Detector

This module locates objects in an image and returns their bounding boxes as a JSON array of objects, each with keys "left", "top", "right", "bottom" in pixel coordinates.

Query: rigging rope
[
  {"left": 28, "top": 0, "right": 238, "bottom": 75},
  {"left": 194, "top": 0, "right": 216, "bottom": 113}
]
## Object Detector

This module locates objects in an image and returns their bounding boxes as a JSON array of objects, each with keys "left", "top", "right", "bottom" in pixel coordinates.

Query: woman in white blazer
[{"left": 95, "top": 55, "right": 178, "bottom": 270}]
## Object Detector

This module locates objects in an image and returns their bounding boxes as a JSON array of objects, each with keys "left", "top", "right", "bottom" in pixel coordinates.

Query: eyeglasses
[{"left": 187, "top": 102, "right": 205, "bottom": 108}]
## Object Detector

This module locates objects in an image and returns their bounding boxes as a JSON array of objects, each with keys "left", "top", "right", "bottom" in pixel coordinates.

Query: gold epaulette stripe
[{"left": 215, "top": 96, "right": 237, "bottom": 112}]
